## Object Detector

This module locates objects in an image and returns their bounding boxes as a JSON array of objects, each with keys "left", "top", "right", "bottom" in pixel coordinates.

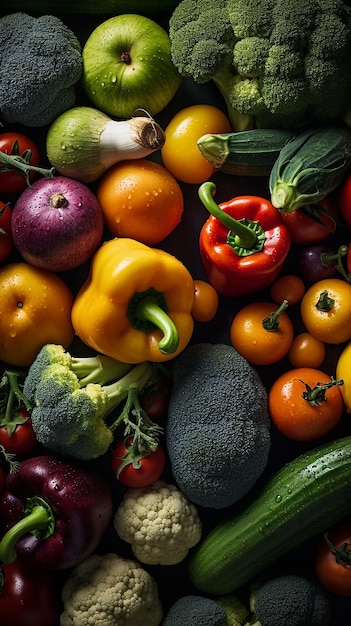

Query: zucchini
[
  {"left": 188, "top": 435, "right": 351, "bottom": 595},
  {"left": 0, "top": 0, "right": 180, "bottom": 14},
  {"left": 197, "top": 128, "right": 297, "bottom": 176},
  {"left": 269, "top": 126, "right": 351, "bottom": 213}
]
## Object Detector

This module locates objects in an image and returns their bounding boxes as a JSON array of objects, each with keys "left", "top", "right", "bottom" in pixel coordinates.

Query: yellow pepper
[{"left": 71, "top": 238, "right": 195, "bottom": 364}]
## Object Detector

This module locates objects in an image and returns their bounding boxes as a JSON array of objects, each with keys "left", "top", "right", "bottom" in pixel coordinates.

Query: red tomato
[
  {"left": 111, "top": 438, "right": 166, "bottom": 488},
  {"left": 0, "top": 410, "right": 37, "bottom": 456},
  {"left": 314, "top": 519, "right": 351, "bottom": 596},
  {"left": 280, "top": 196, "right": 338, "bottom": 245},
  {"left": 139, "top": 372, "right": 171, "bottom": 421},
  {"left": 0, "top": 133, "right": 41, "bottom": 194},
  {"left": 0, "top": 561, "right": 61, "bottom": 626},
  {"left": 0, "top": 202, "right": 14, "bottom": 264}
]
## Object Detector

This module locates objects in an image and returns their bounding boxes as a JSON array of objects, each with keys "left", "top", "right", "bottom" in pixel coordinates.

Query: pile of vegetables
[{"left": 2, "top": 3, "right": 351, "bottom": 626}]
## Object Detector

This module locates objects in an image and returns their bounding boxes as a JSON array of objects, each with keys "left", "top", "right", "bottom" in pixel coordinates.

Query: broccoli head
[
  {"left": 251, "top": 575, "right": 331, "bottom": 626},
  {"left": 0, "top": 12, "right": 82, "bottom": 127},
  {"left": 23, "top": 344, "right": 163, "bottom": 461},
  {"left": 169, "top": 0, "right": 351, "bottom": 129},
  {"left": 166, "top": 343, "right": 271, "bottom": 509},
  {"left": 162, "top": 595, "right": 227, "bottom": 626}
]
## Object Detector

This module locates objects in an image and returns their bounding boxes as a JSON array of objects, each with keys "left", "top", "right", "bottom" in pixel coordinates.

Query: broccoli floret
[
  {"left": 162, "top": 595, "right": 227, "bottom": 626},
  {"left": 166, "top": 343, "right": 270, "bottom": 509},
  {"left": 251, "top": 575, "right": 331, "bottom": 626},
  {"left": 23, "top": 344, "right": 162, "bottom": 461},
  {"left": 0, "top": 13, "right": 82, "bottom": 127},
  {"left": 169, "top": 0, "right": 351, "bottom": 130}
]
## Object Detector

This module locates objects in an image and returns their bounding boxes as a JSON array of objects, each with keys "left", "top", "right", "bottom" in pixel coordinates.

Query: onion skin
[{"left": 11, "top": 176, "right": 104, "bottom": 272}]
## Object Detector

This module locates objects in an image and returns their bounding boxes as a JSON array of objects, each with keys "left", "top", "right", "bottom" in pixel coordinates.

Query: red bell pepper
[
  {"left": 0, "top": 455, "right": 113, "bottom": 570},
  {"left": 198, "top": 181, "right": 291, "bottom": 298}
]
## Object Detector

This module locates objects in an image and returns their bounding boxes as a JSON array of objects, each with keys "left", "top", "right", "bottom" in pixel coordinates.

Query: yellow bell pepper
[{"left": 71, "top": 238, "right": 195, "bottom": 364}]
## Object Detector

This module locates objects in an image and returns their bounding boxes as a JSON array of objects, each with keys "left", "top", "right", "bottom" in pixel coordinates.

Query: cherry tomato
[
  {"left": 314, "top": 518, "right": 351, "bottom": 596},
  {"left": 288, "top": 332, "right": 326, "bottom": 368},
  {"left": 161, "top": 104, "right": 231, "bottom": 184},
  {"left": 139, "top": 371, "right": 171, "bottom": 420},
  {"left": 270, "top": 274, "right": 305, "bottom": 305},
  {"left": 268, "top": 367, "right": 344, "bottom": 441},
  {"left": 111, "top": 439, "right": 166, "bottom": 488},
  {"left": 191, "top": 279, "right": 219, "bottom": 322},
  {"left": 0, "top": 409, "right": 37, "bottom": 456},
  {"left": 0, "top": 560, "right": 61, "bottom": 626},
  {"left": 300, "top": 278, "right": 351, "bottom": 344},
  {"left": 0, "top": 202, "right": 14, "bottom": 264},
  {"left": 0, "top": 465, "right": 5, "bottom": 495},
  {"left": 297, "top": 244, "right": 339, "bottom": 283},
  {"left": 0, "top": 132, "right": 40, "bottom": 194},
  {"left": 280, "top": 196, "right": 339, "bottom": 245},
  {"left": 230, "top": 301, "right": 294, "bottom": 365}
]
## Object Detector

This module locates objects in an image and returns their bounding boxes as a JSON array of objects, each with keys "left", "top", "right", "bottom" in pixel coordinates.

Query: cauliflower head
[
  {"left": 113, "top": 480, "right": 202, "bottom": 565},
  {"left": 60, "top": 553, "right": 163, "bottom": 626}
]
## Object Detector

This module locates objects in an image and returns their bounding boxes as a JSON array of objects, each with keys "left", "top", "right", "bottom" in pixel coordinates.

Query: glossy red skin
[
  {"left": 0, "top": 410, "right": 37, "bottom": 456},
  {"left": 200, "top": 195, "right": 291, "bottom": 297},
  {"left": 0, "top": 202, "right": 14, "bottom": 264},
  {"left": 0, "top": 561, "right": 61, "bottom": 626},
  {"left": 314, "top": 520, "right": 351, "bottom": 596},
  {"left": 111, "top": 440, "right": 166, "bottom": 488},
  {"left": 280, "top": 196, "right": 339, "bottom": 245},
  {"left": 139, "top": 372, "right": 171, "bottom": 420},
  {"left": 0, "top": 133, "right": 40, "bottom": 194},
  {"left": 0, "top": 455, "right": 113, "bottom": 569}
]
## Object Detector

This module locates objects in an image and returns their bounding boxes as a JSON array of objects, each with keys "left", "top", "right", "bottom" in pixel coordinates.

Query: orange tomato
[
  {"left": 191, "top": 279, "right": 219, "bottom": 322},
  {"left": 0, "top": 262, "right": 74, "bottom": 366},
  {"left": 270, "top": 274, "right": 305, "bottom": 305},
  {"left": 268, "top": 367, "right": 344, "bottom": 441},
  {"left": 230, "top": 301, "right": 294, "bottom": 365},
  {"left": 161, "top": 104, "right": 231, "bottom": 184},
  {"left": 300, "top": 278, "right": 351, "bottom": 344},
  {"left": 97, "top": 159, "right": 184, "bottom": 246},
  {"left": 288, "top": 332, "right": 326, "bottom": 368}
]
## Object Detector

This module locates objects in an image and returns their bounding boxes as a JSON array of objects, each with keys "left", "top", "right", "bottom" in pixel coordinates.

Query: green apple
[{"left": 82, "top": 14, "right": 182, "bottom": 119}]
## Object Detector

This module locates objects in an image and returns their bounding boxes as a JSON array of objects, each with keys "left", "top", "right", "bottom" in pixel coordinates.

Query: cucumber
[
  {"left": 197, "top": 128, "right": 297, "bottom": 176},
  {"left": 0, "top": 0, "right": 180, "bottom": 14},
  {"left": 188, "top": 435, "right": 351, "bottom": 595},
  {"left": 269, "top": 126, "right": 351, "bottom": 213}
]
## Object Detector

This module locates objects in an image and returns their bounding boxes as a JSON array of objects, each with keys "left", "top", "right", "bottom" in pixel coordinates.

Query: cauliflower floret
[
  {"left": 60, "top": 553, "right": 163, "bottom": 626},
  {"left": 113, "top": 480, "right": 202, "bottom": 565}
]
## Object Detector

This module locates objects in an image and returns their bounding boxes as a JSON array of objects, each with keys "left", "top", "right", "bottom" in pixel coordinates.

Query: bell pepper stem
[
  {"left": 198, "top": 181, "right": 257, "bottom": 249},
  {"left": 134, "top": 295, "right": 179, "bottom": 355},
  {"left": 0, "top": 496, "right": 55, "bottom": 564}
]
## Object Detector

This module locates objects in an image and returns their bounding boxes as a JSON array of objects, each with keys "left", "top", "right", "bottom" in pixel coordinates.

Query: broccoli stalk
[{"left": 23, "top": 344, "right": 164, "bottom": 461}]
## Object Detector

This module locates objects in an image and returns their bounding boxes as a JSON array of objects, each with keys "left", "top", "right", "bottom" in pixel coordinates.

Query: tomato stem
[
  {"left": 262, "top": 300, "right": 288, "bottom": 332},
  {"left": 323, "top": 532, "right": 351, "bottom": 565},
  {"left": 316, "top": 289, "right": 335, "bottom": 311},
  {"left": 300, "top": 378, "right": 344, "bottom": 406},
  {"left": 321, "top": 245, "right": 351, "bottom": 283}
]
